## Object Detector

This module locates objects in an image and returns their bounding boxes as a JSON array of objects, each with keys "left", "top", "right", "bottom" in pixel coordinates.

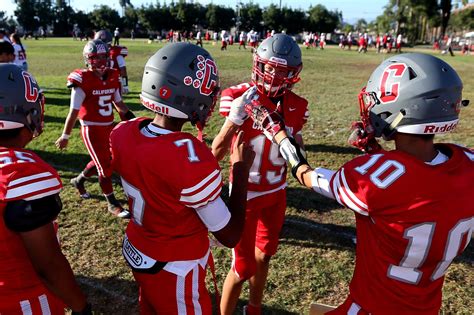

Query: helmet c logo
[
  {"left": 22, "top": 72, "right": 39, "bottom": 103},
  {"left": 199, "top": 59, "right": 218, "bottom": 96},
  {"left": 379, "top": 63, "right": 407, "bottom": 104}
]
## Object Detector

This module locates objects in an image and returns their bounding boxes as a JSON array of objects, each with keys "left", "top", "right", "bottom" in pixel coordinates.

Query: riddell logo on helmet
[
  {"left": 140, "top": 95, "right": 169, "bottom": 115},
  {"left": 424, "top": 122, "right": 458, "bottom": 133}
]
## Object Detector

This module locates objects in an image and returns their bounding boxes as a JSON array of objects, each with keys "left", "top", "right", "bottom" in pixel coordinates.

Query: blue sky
[{"left": 2, "top": 0, "right": 390, "bottom": 24}]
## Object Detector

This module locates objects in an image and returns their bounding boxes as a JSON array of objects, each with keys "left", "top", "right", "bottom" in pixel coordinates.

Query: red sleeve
[
  {"left": 176, "top": 137, "right": 223, "bottom": 209},
  {"left": 66, "top": 69, "right": 84, "bottom": 88},
  {"left": 0, "top": 150, "right": 63, "bottom": 202},
  {"left": 219, "top": 83, "right": 251, "bottom": 117},
  {"left": 329, "top": 154, "right": 376, "bottom": 216}
]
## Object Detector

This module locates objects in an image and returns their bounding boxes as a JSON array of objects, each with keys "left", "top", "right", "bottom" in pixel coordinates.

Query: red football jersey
[
  {"left": 111, "top": 118, "right": 223, "bottom": 262},
  {"left": 330, "top": 144, "right": 474, "bottom": 314},
  {"left": 67, "top": 68, "right": 121, "bottom": 124},
  {"left": 220, "top": 82, "right": 309, "bottom": 192},
  {"left": 0, "top": 148, "right": 62, "bottom": 296},
  {"left": 109, "top": 46, "right": 128, "bottom": 72}
]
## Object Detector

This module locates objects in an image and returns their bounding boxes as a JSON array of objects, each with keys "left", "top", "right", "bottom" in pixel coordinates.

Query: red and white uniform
[
  {"left": 67, "top": 68, "right": 121, "bottom": 179},
  {"left": 111, "top": 118, "right": 230, "bottom": 314},
  {"left": 0, "top": 148, "right": 64, "bottom": 314},
  {"left": 109, "top": 46, "right": 128, "bottom": 72},
  {"left": 220, "top": 82, "right": 309, "bottom": 279},
  {"left": 319, "top": 144, "right": 474, "bottom": 314},
  {"left": 220, "top": 82, "right": 309, "bottom": 194}
]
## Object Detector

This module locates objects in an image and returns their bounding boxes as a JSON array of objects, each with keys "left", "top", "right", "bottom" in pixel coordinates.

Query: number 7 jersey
[
  {"left": 330, "top": 144, "right": 474, "bottom": 313},
  {"left": 110, "top": 118, "right": 223, "bottom": 262}
]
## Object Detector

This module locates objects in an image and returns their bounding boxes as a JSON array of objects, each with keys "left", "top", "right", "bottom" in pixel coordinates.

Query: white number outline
[
  {"left": 121, "top": 177, "right": 145, "bottom": 226},
  {"left": 388, "top": 217, "right": 474, "bottom": 284},
  {"left": 354, "top": 154, "right": 405, "bottom": 188},
  {"left": 248, "top": 134, "right": 285, "bottom": 185},
  {"left": 98, "top": 95, "right": 113, "bottom": 116},
  {"left": 174, "top": 139, "right": 200, "bottom": 162}
]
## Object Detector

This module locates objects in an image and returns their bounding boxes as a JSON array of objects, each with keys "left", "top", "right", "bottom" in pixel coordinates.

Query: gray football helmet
[
  {"left": 83, "top": 39, "right": 109, "bottom": 70},
  {"left": 360, "top": 53, "right": 466, "bottom": 138},
  {"left": 94, "top": 30, "right": 113, "bottom": 45},
  {"left": 0, "top": 64, "right": 44, "bottom": 137},
  {"left": 252, "top": 33, "right": 302, "bottom": 97},
  {"left": 141, "top": 43, "right": 220, "bottom": 127}
]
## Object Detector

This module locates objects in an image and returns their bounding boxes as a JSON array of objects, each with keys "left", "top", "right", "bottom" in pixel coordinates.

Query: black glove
[
  {"left": 278, "top": 137, "right": 309, "bottom": 179},
  {"left": 120, "top": 110, "right": 136, "bottom": 121},
  {"left": 71, "top": 303, "right": 92, "bottom": 315}
]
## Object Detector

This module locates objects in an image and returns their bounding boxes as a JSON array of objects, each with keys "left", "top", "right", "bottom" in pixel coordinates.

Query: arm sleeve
[
  {"left": 70, "top": 87, "right": 86, "bottom": 110},
  {"left": 195, "top": 197, "right": 231, "bottom": 232},
  {"left": 113, "top": 89, "right": 122, "bottom": 103},
  {"left": 310, "top": 167, "right": 336, "bottom": 199},
  {"left": 116, "top": 55, "right": 126, "bottom": 68},
  {"left": 4, "top": 194, "right": 62, "bottom": 232}
]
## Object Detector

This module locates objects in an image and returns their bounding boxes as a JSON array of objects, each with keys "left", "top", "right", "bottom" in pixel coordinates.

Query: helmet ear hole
[{"left": 408, "top": 67, "right": 417, "bottom": 80}]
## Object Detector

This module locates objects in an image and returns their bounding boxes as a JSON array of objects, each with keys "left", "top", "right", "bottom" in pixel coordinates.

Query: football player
[
  {"left": 55, "top": 39, "right": 135, "bottom": 218},
  {"left": 212, "top": 33, "right": 309, "bottom": 315},
  {"left": 110, "top": 43, "right": 255, "bottom": 314},
  {"left": 94, "top": 30, "right": 129, "bottom": 94},
  {"left": 0, "top": 64, "right": 91, "bottom": 314},
  {"left": 267, "top": 53, "right": 473, "bottom": 314}
]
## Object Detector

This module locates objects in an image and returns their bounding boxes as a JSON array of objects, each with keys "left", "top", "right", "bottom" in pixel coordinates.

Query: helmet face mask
[
  {"left": 252, "top": 33, "right": 302, "bottom": 98},
  {"left": 360, "top": 53, "right": 465, "bottom": 139},
  {"left": 0, "top": 64, "right": 45, "bottom": 138},
  {"left": 83, "top": 40, "right": 109, "bottom": 72}
]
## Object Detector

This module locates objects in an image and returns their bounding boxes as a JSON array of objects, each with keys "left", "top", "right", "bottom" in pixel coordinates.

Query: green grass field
[{"left": 24, "top": 38, "right": 473, "bottom": 314}]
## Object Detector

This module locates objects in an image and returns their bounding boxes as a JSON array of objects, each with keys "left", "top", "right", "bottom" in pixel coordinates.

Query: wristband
[{"left": 61, "top": 133, "right": 70, "bottom": 140}]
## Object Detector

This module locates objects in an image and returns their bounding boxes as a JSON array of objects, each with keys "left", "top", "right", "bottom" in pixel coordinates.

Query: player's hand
[
  {"left": 278, "top": 137, "right": 309, "bottom": 178},
  {"left": 71, "top": 302, "right": 93, "bottom": 315},
  {"left": 121, "top": 85, "right": 129, "bottom": 94},
  {"left": 244, "top": 103, "right": 285, "bottom": 142},
  {"left": 348, "top": 121, "right": 381, "bottom": 153},
  {"left": 227, "top": 86, "right": 258, "bottom": 126},
  {"left": 231, "top": 130, "right": 255, "bottom": 172},
  {"left": 55, "top": 136, "right": 69, "bottom": 150}
]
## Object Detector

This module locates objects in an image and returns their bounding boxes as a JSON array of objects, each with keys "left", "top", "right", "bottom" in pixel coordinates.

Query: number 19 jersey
[
  {"left": 330, "top": 144, "right": 474, "bottom": 314},
  {"left": 220, "top": 83, "right": 309, "bottom": 193},
  {"left": 110, "top": 118, "right": 223, "bottom": 262}
]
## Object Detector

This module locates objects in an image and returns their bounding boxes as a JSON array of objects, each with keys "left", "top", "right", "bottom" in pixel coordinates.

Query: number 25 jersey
[
  {"left": 330, "top": 144, "right": 474, "bottom": 313},
  {"left": 110, "top": 118, "right": 223, "bottom": 262}
]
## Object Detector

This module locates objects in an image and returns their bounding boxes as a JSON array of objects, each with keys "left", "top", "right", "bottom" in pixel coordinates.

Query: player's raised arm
[{"left": 211, "top": 130, "right": 255, "bottom": 247}]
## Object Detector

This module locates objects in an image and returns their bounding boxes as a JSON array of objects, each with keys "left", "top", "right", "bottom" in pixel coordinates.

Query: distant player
[
  {"left": 110, "top": 43, "right": 255, "bottom": 314},
  {"left": 239, "top": 31, "right": 246, "bottom": 49},
  {"left": 94, "top": 30, "right": 129, "bottom": 94},
  {"left": 0, "top": 64, "right": 92, "bottom": 315},
  {"left": 265, "top": 53, "right": 473, "bottom": 314},
  {"left": 212, "top": 33, "right": 309, "bottom": 315},
  {"left": 55, "top": 39, "right": 135, "bottom": 218}
]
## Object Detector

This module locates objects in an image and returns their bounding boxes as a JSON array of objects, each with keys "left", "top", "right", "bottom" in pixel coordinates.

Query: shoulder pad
[
  {"left": 4, "top": 194, "right": 62, "bottom": 232},
  {"left": 67, "top": 69, "right": 83, "bottom": 88}
]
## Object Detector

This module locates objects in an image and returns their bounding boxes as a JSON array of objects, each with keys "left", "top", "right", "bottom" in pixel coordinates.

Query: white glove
[{"left": 227, "top": 86, "right": 258, "bottom": 126}]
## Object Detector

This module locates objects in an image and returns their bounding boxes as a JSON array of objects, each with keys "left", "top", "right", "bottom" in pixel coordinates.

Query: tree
[
  {"left": 262, "top": 4, "right": 281, "bottom": 32},
  {"left": 239, "top": 3, "right": 262, "bottom": 31},
  {"left": 281, "top": 7, "right": 306, "bottom": 34},
  {"left": 205, "top": 4, "right": 235, "bottom": 31},
  {"left": 440, "top": 0, "right": 452, "bottom": 37},
  {"left": 89, "top": 5, "right": 122, "bottom": 31},
  {"left": 307, "top": 4, "right": 341, "bottom": 33},
  {"left": 53, "top": 1, "right": 75, "bottom": 36},
  {"left": 355, "top": 18, "right": 367, "bottom": 33},
  {"left": 14, "top": 0, "right": 38, "bottom": 32}
]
